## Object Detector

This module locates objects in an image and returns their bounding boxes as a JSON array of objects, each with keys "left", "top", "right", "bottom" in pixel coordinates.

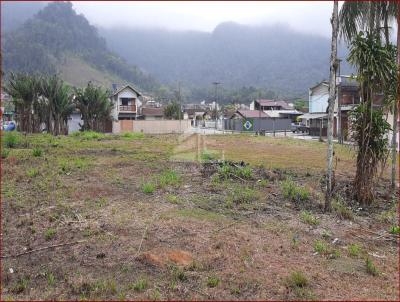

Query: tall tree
[{"left": 325, "top": 0, "right": 339, "bottom": 212}]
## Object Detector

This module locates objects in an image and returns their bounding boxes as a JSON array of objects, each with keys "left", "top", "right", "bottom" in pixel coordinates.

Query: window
[{"left": 120, "top": 98, "right": 131, "bottom": 106}]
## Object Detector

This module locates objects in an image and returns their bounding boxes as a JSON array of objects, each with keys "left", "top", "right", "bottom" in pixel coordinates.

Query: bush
[
  {"left": 132, "top": 277, "right": 148, "bottom": 291},
  {"left": 27, "top": 168, "right": 39, "bottom": 177},
  {"left": 314, "top": 240, "right": 328, "bottom": 254},
  {"left": 3, "top": 132, "right": 20, "bottom": 148},
  {"left": 281, "top": 179, "right": 310, "bottom": 202},
  {"left": 389, "top": 225, "right": 400, "bottom": 235},
  {"left": 1, "top": 148, "right": 10, "bottom": 159},
  {"left": 228, "top": 186, "right": 259, "bottom": 204},
  {"left": 300, "top": 211, "right": 319, "bottom": 226},
  {"left": 32, "top": 147, "right": 43, "bottom": 157}
]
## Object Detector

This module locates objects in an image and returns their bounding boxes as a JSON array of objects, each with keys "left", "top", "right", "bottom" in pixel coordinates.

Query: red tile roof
[
  {"left": 256, "top": 99, "right": 292, "bottom": 109},
  {"left": 236, "top": 110, "right": 269, "bottom": 118},
  {"left": 142, "top": 107, "right": 164, "bottom": 116}
]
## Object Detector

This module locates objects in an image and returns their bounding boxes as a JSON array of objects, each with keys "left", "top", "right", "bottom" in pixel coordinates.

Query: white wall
[{"left": 309, "top": 84, "right": 329, "bottom": 113}]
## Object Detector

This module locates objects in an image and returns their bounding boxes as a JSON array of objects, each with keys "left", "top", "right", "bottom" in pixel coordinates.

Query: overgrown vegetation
[
  {"left": 280, "top": 179, "right": 310, "bottom": 203},
  {"left": 300, "top": 211, "right": 319, "bottom": 226}
]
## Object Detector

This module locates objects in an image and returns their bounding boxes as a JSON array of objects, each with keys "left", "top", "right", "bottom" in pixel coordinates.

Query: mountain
[
  {"left": 1, "top": 2, "right": 158, "bottom": 92},
  {"left": 1, "top": 1, "right": 46, "bottom": 32},
  {"left": 100, "top": 22, "right": 352, "bottom": 98}
]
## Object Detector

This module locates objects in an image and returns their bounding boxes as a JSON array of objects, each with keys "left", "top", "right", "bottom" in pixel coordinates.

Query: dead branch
[{"left": 1, "top": 240, "right": 87, "bottom": 258}]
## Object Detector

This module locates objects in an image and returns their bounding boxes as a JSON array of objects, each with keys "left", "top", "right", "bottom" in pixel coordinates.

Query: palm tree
[
  {"left": 74, "top": 82, "right": 112, "bottom": 132},
  {"left": 340, "top": 1, "right": 399, "bottom": 192},
  {"left": 325, "top": 0, "right": 339, "bottom": 212},
  {"left": 40, "top": 75, "right": 74, "bottom": 135},
  {"left": 5, "top": 73, "right": 40, "bottom": 133}
]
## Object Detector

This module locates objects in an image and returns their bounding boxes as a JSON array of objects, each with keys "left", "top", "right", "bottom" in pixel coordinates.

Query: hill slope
[
  {"left": 1, "top": 2, "right": 158, "bottom": 91},
  {"left": 101, "top": 22, "right": 352, "bottom": 97}
]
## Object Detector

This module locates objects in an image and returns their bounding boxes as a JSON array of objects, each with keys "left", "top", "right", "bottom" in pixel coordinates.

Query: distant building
[
  {"left": 250, "top": 99, "right": 302, "bottom": 121},
  {"left": 142, "top": 107, "right": 164, "bottom": 120},
  {"left": 110, "top": 84, "right": 143, "bottom": 121}
]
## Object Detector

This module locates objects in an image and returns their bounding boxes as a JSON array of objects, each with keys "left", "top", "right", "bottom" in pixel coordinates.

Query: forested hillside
[
  {"left": 1, "top": 2, "right": 158, "bottom": 92},
  {"left": 101, "top": 22, "right": 352, "bottom": 98}
]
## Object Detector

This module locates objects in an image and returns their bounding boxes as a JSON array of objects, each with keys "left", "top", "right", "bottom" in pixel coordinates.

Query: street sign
[{"left": 242, "top": 118, "right": 254, "bottom": 131}]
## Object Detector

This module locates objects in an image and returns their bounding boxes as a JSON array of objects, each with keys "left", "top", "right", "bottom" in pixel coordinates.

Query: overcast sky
[{"left": 72, "top": 1, "right": 336, "bottom": 37}]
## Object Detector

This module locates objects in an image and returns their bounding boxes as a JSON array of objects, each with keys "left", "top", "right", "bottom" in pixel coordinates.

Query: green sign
[{"left": 242, "top": 118, "right": 254, "bottom": 131}]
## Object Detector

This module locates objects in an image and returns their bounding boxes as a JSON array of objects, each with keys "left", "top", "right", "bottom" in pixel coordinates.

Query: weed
[
  {"left": 227, "top": 186, "right": 259, "bottom": 204},
  {"left": 71, "top": 131, "right": 106, "bottom": 140},
  {"left": 166, "top": 194, "right": 181, "bottom": 204},
  {"left": 93, "top": 279, "right": 117, "bottom": 295},
  {"left": 59, "top": 159, "right": 72, "bottom": 173},
  {"left": 142, "top": 182, "right": 155, "bottom": 194},
  {"left": 201, "top": 150, "right": 218, "bottom": 161},
  {"left": 44, "top": 228, "right": 57, "bottom": 241},
  {"left": 1, "top": 148, "right": 10, "bottom": 159},
  {"left": 206, "top": 276, "right": 220, "bottom": 288},
  {"left": 281, "top": 179, "right": 310, "bottom": 202},
  {"left": 258, "top": 179, "right": 269, "bottom": 187},
  {"left": 74, "top": 158, "right": 89, "bottom": 170},
  {"left": 32, "top": 147, "right": 43, "bottom": 157},
  {"left": 389, "top": 225, "right": 400, "bottom": 235},
  {"left": 348, "top": 243, "right": 362, "bottom": 258},
  {"left": 300, "top": 211, "right": 319, "bottom": 226},
  {"left": 149, "top": 288, "right": 161, "bottom": 300},
  {"left": 11, "top": 277, "right": 29, "bottom": 293},
  {"left": 131, "top": 277, "right": 148, "bottom": 292},
  {"left": 47, "top": 272, "right": 56, "bottom": 286},
  {"left": 169, "top": 264, "right": 187, "bottom": 282},
  {"left": 285, "top": 271, "right": 308, "bottom": 288},
  {"left": 365, "top": 257, "right": 378, "bottom": 276},
  {"left": 3, "top": 132, "right": 20, "bottom": 148},
  {"left": 217, "top": 162, "right": 253, "bottom": 180},
  {"left": 27, "top": 167, "right": 40, "bottom": 177},
  {"left": 314, "top": 240, "right": 328, "bottom": 254},
  {"left": 158, "top": 170, "right": 181, "bottom": 188},
  {"left": 332, "top": 198, "right": 353, "bottom": 220}
]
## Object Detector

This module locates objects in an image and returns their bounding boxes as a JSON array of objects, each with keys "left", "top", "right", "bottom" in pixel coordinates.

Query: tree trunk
[
  {"left": 325, "top": 0, "right": 339, "bottom": 212},
  {"left": 391, "top": 103, "right": 397, "bottom": 191},
  {"left": 395, "top": 3, "right": 400, "bottom": 192}
]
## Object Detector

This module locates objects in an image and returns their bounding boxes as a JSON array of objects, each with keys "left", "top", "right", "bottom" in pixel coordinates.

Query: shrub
[
  {"left": 365, "top": 257, "right": 378, "bottom": 276},
  {"left": 281, "top": 179, "right": 310, "bottom": 202},
  {"left": 300, "top": 211, "right": 319, "bottom": 226},
  {"left": 45, "top": 228, "right": 57, "bottom": 241},
  {"left": 285, "top": 271, "right": 308, "bottom": 288},
  {"left": 142, "top": 182, "right": 155, "bottom": 194},
  {"left": 1, "top": 148, "right": 10, "bottom": 159},
  {"left": 3, "top": 132, "right": 20, "bottom": 148},
  {"left": 32, "top": 147, "right": 43, "bottom": 157},
  {"left": 206, "top": 276, "right": 220, "bottom": 288}
]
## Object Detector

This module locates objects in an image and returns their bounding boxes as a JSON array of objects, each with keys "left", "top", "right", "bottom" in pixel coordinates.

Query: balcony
[{"left": 119, "top": 105, "right": 136, "bottom": 112}]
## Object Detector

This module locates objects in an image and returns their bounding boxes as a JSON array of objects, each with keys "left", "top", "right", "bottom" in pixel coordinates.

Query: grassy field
[{"left": 1, "top": 132, "right": 398, "bottom": 300}]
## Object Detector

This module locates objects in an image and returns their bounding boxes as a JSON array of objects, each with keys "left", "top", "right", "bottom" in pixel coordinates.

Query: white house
[{"left": 110, "top": 84, "right": 143, "bottom": 121}]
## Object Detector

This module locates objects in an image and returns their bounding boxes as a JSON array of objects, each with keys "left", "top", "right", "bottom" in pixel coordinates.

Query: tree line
[{"left": 4, "top": 73, "right": 113, "bottom": 135}]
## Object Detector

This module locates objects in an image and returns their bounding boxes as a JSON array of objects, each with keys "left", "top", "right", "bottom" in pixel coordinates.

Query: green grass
[
  {"left": 121, "top": 132, "right": 145, "bottom": 140},
  {"left": 142, "top": 182, "right": 155, "bottom": 194},
  {"left": 166, "top": 194, "right": 181, "bottom": 204},
  {"left": 44, "top": 228, "right": 57, "bottom": 241},
  {"left": 131, "top": 277, "right": 148, "bottom": 292},
  {"left": 71, "top": 131, "right": 106, "bottom": 140},
  {"left": 389, "top": 225, "right": 400, "bottom": 235},
  {"left": 281, "top": 179, "right": 310, "bottom": 202},
  {"left": 285, "top": 271, "right": 308, "bottom": 288},
  {"left": 365, "top": 257, "right": 378, "bottom": 276},
  {"left": 2, "top": 148, "right": 10, "bottom": 159},
  {"left": 227, "top": 186, "right": 259, "bottom": 205},
  {"left": 32, "top": 147, "right": 43, "bottom": 157},
  {"left": 2, "top": 132, "right": 20, "bottom": 148},
  {"left": 47, "top": 272, "right": 56, "bottom": 286},
  {"left": 314, "top": 240, "right": 329, "bottom": 254},
  {"left": 348, "top": 243, "right": 362, "bottom": 258},
  {"left": 206, "top": 276, "right": 220, "bottom": 288},
  {"left": 172, "top": 208, "right": 225, "bottom": 221},
  {"left": 158, "top": 170, "right": 181, "bottom": 188},
  {"left": 217, "top": 162, "right": 253, "bottom": 180},
  {"left": 332, "top": 198, "right": 353, "bottom": 220},
  {"left": 27, "top": 168, "right": 40, "bottom": 178},
  {"left": 300, "top": 211, "right": 319, "bottom": 226}
]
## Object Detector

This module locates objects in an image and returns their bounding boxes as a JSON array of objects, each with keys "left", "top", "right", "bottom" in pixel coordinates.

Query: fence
[
  {"left": 224, "top": 118, "right": 291, "bottom": 132},
  {"left": 112, "top": 120, "right": 191, "bottom": 134}
]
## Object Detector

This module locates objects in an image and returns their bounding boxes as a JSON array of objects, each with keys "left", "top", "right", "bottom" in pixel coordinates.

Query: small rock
[
  {"left": 9, "top": 268, "right": 14, "bottom": 274},
  {"left": 332, "top": 238, "right": 339, "bottom": 244}
]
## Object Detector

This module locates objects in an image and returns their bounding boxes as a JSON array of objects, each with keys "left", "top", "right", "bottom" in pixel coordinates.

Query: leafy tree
[
  {"left": 74, "top": 82, "right": 113, "bottom": 132},
  {"left": 163, "top": 101, "right": 181, "bottom": 120}
]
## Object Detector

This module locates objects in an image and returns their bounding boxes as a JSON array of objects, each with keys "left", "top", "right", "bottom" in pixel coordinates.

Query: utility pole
[
  {"left": 178, "top": 81, "right": 182, "bottom": 133},
  {"left": 212, "top": 82, "right": 221, "bottom": 130},
  {"left": 337, "top": 58, "right": 342, "bottom": 144}
]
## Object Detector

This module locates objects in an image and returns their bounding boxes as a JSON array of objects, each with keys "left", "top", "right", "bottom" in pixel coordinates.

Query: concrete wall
[
  {"left": 309, "top": 84, "right": 329, "bottom": 113},
  {"left": 67, "top": 112, "right": 83, "bottom": 134},
  {"left": 113, "top": 120, "right": 191, "bottom": 134}
]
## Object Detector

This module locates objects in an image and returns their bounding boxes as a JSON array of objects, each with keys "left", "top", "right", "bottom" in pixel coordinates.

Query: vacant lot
[{"left": 1, "top": 132, "right": 398, "bottom": 300}]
